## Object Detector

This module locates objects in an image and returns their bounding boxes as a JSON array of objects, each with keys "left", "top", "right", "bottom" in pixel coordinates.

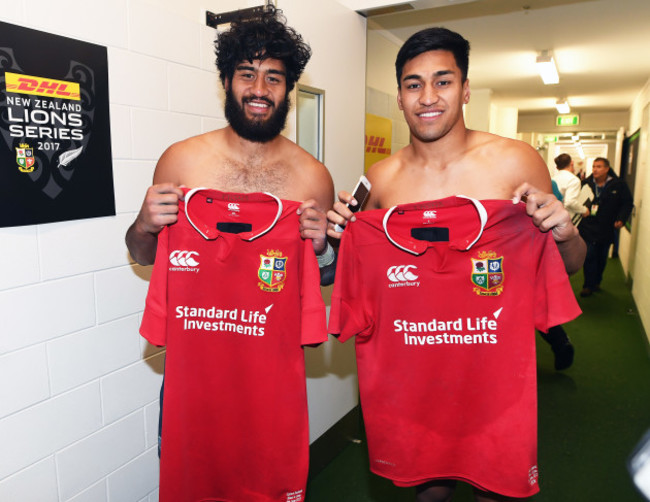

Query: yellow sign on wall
[{"left": 364, "top": 114, "right": 392, "bottom": 172}]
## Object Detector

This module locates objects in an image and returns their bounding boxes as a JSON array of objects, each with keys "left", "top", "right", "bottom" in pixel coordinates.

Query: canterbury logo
[
  {"left": 423, "top": 210, "right": 437, "bottom": 219},
  {"left": 169, "top": 250, "right": 199, "bottom": 267},
  {"left": 387, "top": 265, "right": 418, "bottom": 282},
  {"left": 227, "top": 203, "right": 240, "bottom": 211}
]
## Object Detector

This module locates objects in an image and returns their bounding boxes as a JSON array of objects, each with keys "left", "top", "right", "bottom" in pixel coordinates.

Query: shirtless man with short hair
[
  {"left": 327, "top": 27, "right": 585, "bottom": 502},
  {"left": 328, "top": 28, "right": 584, "bottom": 274},
  {"left": 127, "top": 6, "right": 333, "bottom": 267}
]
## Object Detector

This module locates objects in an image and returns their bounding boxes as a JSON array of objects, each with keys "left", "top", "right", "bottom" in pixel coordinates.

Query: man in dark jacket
[{"left": 578, "top": 157, "right": 633, "bottom": 296}]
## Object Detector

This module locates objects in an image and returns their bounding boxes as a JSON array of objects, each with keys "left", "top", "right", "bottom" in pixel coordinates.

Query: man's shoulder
[
  {"left": 464, "top": 131, "right": 551, "bottom": 192},
  {"left": 277, "top": 136, "right": 330, "bottom": 178},
  {"left": 466, "top": 131, "right": 543, "bottom": 173},
  {"left": 154, "top": 130, "right": 225, "bottom": 184},
  {"left": 271, "top": 136, "right": 333, "bottom": 203},
  {"left": 468, "top": 130, "right": 534, "bottom": 157},
  {"left": 276, "top": 135, "right": 321, "bottom": 164},
  {"left": 162, "top": 130, "right": 223, "bottom": 159},
  {"left": 367, "top": 146, "right": 407, "bottom": 176}
]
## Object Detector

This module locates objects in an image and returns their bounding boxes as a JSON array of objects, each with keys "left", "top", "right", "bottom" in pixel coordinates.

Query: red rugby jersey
[
  {"left": 329, "top": 197, "right": 581, "bottom": 498},
  {"left": 141, "top": 188, "right": 327, "bottom": 502}
]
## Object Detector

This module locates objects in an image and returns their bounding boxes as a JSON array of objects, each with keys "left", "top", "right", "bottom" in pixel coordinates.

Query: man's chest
[
  {"left": 379, "top": 172, "right": 515, "bottom": 207},
  {"left": 181, "top": 158, "right": 295, "bottom": 198}
]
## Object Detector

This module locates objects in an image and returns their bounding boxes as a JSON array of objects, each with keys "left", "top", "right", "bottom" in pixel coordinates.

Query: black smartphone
[{"left": 334, "top": 175, "right": 371, "bottom": 232}]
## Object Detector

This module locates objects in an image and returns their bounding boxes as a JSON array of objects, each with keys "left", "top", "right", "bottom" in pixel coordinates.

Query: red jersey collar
[
  {"left": 382, "top": 196, "right": 488, "bottom": 255},
  {"left": 183, "top": 187, "right": 283, "bottom": 241}
]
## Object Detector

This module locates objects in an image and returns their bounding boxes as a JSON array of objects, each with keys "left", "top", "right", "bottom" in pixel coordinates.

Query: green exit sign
[
  {"left": 544, "top": 135, "right": 558, "bottom": 143},
  {"left": 557, "top": 114, "right": 580, "bottom": 126}
]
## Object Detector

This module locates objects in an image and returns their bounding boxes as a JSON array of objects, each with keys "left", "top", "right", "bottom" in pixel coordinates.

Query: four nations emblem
[
  {"left": 471, "top": 250, "right": 504, "bottom": 296},
  {"left": 258, "top": 250, "right": 287, "bottom": 292},
  {"left": 15, "top": 143, "right": 34, "bottom": 172}
]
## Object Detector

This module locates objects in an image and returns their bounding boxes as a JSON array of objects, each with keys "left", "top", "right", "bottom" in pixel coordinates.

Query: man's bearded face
[{"left": 224, "top": 87, "right": 290, "bottom": 143}]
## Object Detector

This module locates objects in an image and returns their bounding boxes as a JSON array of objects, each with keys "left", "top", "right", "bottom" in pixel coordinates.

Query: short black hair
[
  {"left": 554, "top": 153, "right": 572, "bottom": 170},
  {"left": 395, "top": 27, "right": 470, "bottom": 86},
  {"left": 593, "top": 157, "right": 610, "bottom": 167},
  {"left": 215, "top": 5, "right": 311, "bottom": 93}
]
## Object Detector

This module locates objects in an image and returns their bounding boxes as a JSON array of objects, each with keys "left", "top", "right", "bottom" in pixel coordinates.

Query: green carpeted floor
[{"left": 306, "top": 258, "right": 650, "bottom": 501}]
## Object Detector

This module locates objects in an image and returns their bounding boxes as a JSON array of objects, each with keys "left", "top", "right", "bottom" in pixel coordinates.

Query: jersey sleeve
[
  {"left": 328, "top": 227, "right": 371, "bottom": 342},
  {"left": 534, "top": 234, "right": 582, "bottom": 332},
  {"left": 139, "top": 226, "right": 170, "bottom": 347},
  {"left": 300, "top": 237, "right": 329, "bottom": 346}
]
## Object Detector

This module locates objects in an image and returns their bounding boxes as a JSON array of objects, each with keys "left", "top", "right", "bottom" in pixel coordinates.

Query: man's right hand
[
  {"left": 135, "top": 183, "right": 185, "bottom": 235},
  {"left": 326, "top": 190, "right": 357, "bottom": 239},
  {"left": 126, "top": 183, "right": 185, "bottom": 265}
]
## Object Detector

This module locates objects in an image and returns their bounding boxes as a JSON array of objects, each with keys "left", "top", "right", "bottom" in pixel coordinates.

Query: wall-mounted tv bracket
[{"left": 206, "top": 1, "right": 275, "bottom": 28}]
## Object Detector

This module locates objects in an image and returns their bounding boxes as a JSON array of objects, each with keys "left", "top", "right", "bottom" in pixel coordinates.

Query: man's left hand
[
  {"left": 298, "top": 199, "right": 328, "bottom": 255},
  {"left": 513, "top": 183, "right": 578, "bottom": 243},
  {"left": 513, "top": 183, "right": 586, "bottom": 275}
]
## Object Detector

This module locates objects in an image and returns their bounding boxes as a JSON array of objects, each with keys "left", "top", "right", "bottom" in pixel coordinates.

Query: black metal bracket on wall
[{"left": 206, "top": 2, "right": 274, "bottom": 29}]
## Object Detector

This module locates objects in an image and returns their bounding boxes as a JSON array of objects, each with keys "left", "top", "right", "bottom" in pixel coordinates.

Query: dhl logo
[
  {"left": 365, "top": 135, "right": 390, "bottom": 155},
  {"left": 4, "top": 72, "right": 80, "bottom": 100}
]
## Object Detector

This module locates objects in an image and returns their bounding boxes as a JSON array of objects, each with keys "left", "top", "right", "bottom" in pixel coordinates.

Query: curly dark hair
[{"left": 215, "top": 5, "right": 311, "bottom": 93}]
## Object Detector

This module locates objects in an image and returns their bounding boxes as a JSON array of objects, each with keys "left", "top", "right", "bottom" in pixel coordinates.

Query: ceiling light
[
  {"left": 536, "top": 51, "right": 559, "bottom": 85},
  {"left": 556, "top": 99, "right": 570, "bottom": 114}
]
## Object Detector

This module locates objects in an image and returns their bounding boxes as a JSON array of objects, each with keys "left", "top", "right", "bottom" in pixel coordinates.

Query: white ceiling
[{"left": 353, "top": 0, "right": 650, "bottom": 114}]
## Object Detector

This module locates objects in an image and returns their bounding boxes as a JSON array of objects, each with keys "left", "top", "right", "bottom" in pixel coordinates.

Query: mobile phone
[{"left": 334, "top": 175, "right": 371, "bottom": 232}]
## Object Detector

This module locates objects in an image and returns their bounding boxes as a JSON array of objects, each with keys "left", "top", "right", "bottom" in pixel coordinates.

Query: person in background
[
  {"left": 553, "top": 153, "right": 589, "bottom": 225},
  {"left": 539, "top": 153, "right": 585, "bottom": 370},
  {"left": 578, "top": 157, "right": 633, "bottom": 297}
]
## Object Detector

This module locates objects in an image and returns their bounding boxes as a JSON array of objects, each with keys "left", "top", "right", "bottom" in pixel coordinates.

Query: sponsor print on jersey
[
  {"left": 169, "top": 250, "right": 200, "bottom": 272},
  {"left": 15, "top": 143, "right": 35, "bottom": 172},
  {"left": 387, "top": 264, "right": 420, "bottom": 288},
  {"left": 285, "top": 489, "right": 303, "bottom": 502},
  {"left": 227, "top": 202, "right": 240, "bottom": 216},
  {"left": 258, "top": 250, "right": 287, "bottom": 292},
  {"left": 471, "top": 250, "right": 504, "bottom": 296}
]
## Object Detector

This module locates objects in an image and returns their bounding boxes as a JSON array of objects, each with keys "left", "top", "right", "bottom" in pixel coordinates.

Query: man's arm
[
  {"left": 125, "top": 183, "right": 184, "bottom": 265},
  {"left": 615, "top": 180, "right": 634, "bottom": 228},
  {"left": 513, "top": 183, "right": 586, "bottom": 275},
  {"left": 296, "top": 160, "right": 335, "bottom": 284},
  {"left": 503, "top": 142, "right": 585, "bottom": 275},
  {"left": 126, "top": 143, "right": 186, "bottom": 265}
]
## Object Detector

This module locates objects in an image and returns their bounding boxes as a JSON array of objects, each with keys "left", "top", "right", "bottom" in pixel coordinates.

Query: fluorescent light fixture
[
  {"left": 536, "top": 51, "right": 559, "bottom": 85},
  {"left": 556, "top": 99, "right": 570, "bottom": 114}
]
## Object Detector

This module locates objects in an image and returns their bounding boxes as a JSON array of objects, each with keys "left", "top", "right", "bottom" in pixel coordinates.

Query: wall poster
[
  {"left": 364, "top": 114, "right": 392, "bottom": 173},
  {"left": 0, "top": 21, "right": 114, "bottom": 227}
]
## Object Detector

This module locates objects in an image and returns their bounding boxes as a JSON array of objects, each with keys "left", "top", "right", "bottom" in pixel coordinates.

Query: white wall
[
  {"left": 626, "top": 78, "right": 650, "bottom": 342},
  {"left": 365, "top": 30, "right": 411, "bottom": 155},
  {"left": 0, "top": 0, "right": 366, "bottom": 499}
]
